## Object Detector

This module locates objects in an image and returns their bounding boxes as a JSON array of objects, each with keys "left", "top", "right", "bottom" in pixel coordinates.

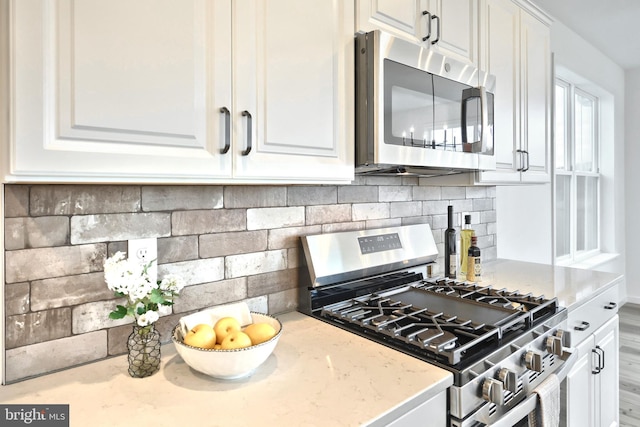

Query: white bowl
[{"left": 172, "top": 312, "right": 282, "bottom": 380}]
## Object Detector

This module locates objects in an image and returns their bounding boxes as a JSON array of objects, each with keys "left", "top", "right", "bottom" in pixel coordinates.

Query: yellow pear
[
  {"left": 244, "top": 322, "right": 277, "bottom": 345},
  {"left": 183, "top": 324, "right": 217, "bottom": 349},
  {"left": 220, "top": 331, "right": 252, "bottom": 350}
]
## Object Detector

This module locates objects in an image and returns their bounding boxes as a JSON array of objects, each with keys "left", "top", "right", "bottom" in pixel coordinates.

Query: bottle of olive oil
[
  {"left": 466, "top": 234, "right": 481, "bottom": 282},
  {"left": 444, "top": 205, "right": 457, "bottom": 279},
  {"left": 459, "top": 215, "right": 473, "bottom": 276}
]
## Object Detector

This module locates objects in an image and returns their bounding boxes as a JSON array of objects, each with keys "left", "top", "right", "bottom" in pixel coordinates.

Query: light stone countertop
[
  {"left": 480, "top": 259, "right": 624, "bottom": 310},
  {"left": 0, "top": 311, "right": 453, "bottom": 427},
  {"left": 0, "top": 259, "right": 624, "bottom": 427}
]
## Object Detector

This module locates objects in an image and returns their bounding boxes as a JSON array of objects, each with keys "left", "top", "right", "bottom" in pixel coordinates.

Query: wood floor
[{"left": 619, "top": 303, "right": 640, "bottom": 427}]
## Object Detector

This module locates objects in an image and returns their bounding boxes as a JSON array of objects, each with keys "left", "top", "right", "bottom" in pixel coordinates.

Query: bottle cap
[{"left": 465, "top": 215, "right": 471, "bottom": 224}]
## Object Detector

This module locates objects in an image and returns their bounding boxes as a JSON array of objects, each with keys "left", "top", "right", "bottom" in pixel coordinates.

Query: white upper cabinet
[
  {"left": 477, "top": 0, "right": 551, "bottom": 184},
  {"left": 6, "top": 0, "right": 354, "bottom": 183},
  {"left": 356, "top": 0, "right": 478, "bottom": 66}
]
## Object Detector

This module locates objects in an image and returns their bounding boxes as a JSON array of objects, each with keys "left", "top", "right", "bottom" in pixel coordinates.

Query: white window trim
[{"left": 553, "top": 77, "right": 602, "bottom": 266}]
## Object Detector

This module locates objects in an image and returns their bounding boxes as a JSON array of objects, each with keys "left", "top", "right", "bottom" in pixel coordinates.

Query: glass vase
[{"left": 127, "top": 324, "right": 161, "bottom": 378}]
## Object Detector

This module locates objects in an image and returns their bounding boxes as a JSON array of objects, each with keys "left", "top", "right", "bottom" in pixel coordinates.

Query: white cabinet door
[
  {"left": 356, "top": 0, "right": 477, "bottom": 65},
  {"left": 519, "top": 8, "right": 551, "bottom": 183},
  {"left": 563, "top": 337, "right": 596, "bottom": 427},
  {"left": 477, "top": 0, "right": 521, "bottom": 183},
  {"left": 594, "top": 316, "right": 619, "bottom": 427},
  {"left": 233, "top": 0, "right": 354, "bottom": 182},
  {"left": 356, "top": 0, "right": 427, "bottom": 44},
  {"left": 476, "top": 0, "right": 550, "bottom": 184},
  {"left": 427, "top": 0, "right": 478, "bottom": 66},
  {"left": 10, "top": 0, "right": 233, "bottom": 182}
]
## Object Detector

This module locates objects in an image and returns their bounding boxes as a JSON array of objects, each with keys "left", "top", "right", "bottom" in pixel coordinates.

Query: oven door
[{"left": 454, "top": 350, "right": 577, "bottom": 427}]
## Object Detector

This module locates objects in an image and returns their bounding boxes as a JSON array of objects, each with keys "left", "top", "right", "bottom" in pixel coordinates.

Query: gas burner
[{"left": 416, "top": 329, "right": 458, "bottom": 350}]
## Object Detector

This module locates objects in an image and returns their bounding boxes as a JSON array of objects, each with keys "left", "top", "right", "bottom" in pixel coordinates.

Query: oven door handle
[{"left": 488, "top": 349, "right": 578, "bottom": 427}]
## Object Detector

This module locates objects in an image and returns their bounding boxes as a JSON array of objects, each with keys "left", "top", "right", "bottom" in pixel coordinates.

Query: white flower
[
  {"left": 159, "top": 274, "right": 186, "bottom": 293},
  {"left": 137, "top": 310, "right": 159, "bottom": 327}
]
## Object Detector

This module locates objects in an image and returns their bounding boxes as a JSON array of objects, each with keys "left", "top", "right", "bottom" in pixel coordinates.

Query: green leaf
[
  {"left": 109, "top": 305, "right": 128, "bottom": 319},
  {"left": 149, "top": 288, "right": 165, "bottom": 304}
]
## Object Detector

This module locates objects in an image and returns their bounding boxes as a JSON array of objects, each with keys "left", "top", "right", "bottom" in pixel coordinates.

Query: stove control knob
[
  {"left": 482, "top": 378, "right": 505, "bottom": 405},
  {"left": 498, "top": 368, "right": 518, "bottom": 394},
  {"left": 525, "top": 350, "right": 543, "bottom": 372}
]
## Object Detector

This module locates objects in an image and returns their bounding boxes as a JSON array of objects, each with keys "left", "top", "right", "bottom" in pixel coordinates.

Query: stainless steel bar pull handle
[
  {"left": 574, "top": 320, "right": 590, "bottom": 331},
  {"left": 421, "top": 11, "right": 432, "bottom": 42},
  {"left": 592, "top": 346, "right": 604, "bottom": 374},
  {"left": 431, "top": 15, "right": 440, "bottom": 45},
  {"left": 220, "top": 107, "right": 231, "bottom": 154},
  {"left": 241, "top": 110, "right": 252, "bottom": 156},
  {"left": 604, "top": 301, "right": 617, "bottom": 310}
]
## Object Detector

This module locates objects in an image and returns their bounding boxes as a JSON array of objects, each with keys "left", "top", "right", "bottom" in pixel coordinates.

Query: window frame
[{"left": 554, "top": 77, "right": 601, "bottom": 265}]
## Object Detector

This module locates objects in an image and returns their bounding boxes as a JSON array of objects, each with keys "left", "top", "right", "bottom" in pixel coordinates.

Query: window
[{"left": 554, "top": 78, "right": 600, "bottom": 263}]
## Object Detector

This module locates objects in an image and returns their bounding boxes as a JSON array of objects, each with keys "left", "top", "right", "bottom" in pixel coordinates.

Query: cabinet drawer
[{"left": 566, "top": 284, "right": 619, "bottom": 347}]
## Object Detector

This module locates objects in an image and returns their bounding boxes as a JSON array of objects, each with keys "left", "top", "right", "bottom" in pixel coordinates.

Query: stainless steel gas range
[{"left": 299, "top": 224, "right": 577, "bottom": 427}]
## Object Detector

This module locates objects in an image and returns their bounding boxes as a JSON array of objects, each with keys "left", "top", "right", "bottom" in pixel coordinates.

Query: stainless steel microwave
[{"left": 355, "top": 30, "right": 496, "bottom": 177}]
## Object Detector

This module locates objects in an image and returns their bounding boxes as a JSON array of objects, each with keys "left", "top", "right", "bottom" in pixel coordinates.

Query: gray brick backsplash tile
[
  {"left": 225, "top": 250, "right": 287, "bottom": 278},
  {"left": 142, "top": 185, "right": 223, "bottom": 211},
  {"left": 481, "top": 209, "right": 497, "bottom": 223},
  {"left": 413, "top": 186, "right": 441, "bottom": 200},
  {"left": 379, "top": 185, "right": 412, "bottom": 202},
  {"left": 247, "top": 268, "right": 299, "bottom": 297},
  {"left": 31, "top": 272, "right": 114, "bottom": 311},
  {"left": 6, "top": 308, "right": 72, "bottom": 349},
  {"left": 390, "top": 201, "right": 422, "bottom": 218},
  {"left": 287, "top": 247, "right": 301, "bottom": 268},
  {"left": 442, "top": 186, "right": 466, "bottom": 200},
  {"left": 466, "top": 186, "right": 488, "bottom": 199},
  {"left": 337, "top": 185, "right": 378, "bottom": 203},
  {"left": 450, "top": 199, "right": 474, "bottom": 214},
  {"left": 158, "top": 258, "right": 225, "bottom": 286},
  {"left": 306, "top": 204, "right": 351, "bottom": 225},
  {"left": 71, "top": 212, "right": 171, "bottom": 244},
  {"left": 6, "top": 331, "right": 107, "bottom": 383},
  {"left": 352, "top": 202, "right": 389, "bottom": 221},
  {"left": 5, "top": 243, "right": 106, "bottom": 283},
  {"left": 30, "top": 185, "right": 140, "bottom": 216},
  {"left": 4, "top": 185, "right": 29, "bottom": 217},
  {"left": 5, "top": 216, "right": 69, "bottom": 250},
  {"left": 224, "top": 186, "right": 287, "bottom": 208},
  {"left": 71, "top": 298, "right": 131, "bottom": 334},
  {"left": 172, "top": 209, "right": 246, "bottom": 235},
  {"left": 5, "top": 282, "right": 30, "bottom": 315},
  {"left": 200, "top": 230, "right": 268, "bottom": 258},
  {"left": 158, "top": 235, "right": 199, "bottom": 263},
  {"left": 321, "top": 221, "right": 366, "bottom": 233},
  {"left": 247, "top": 206, "right": 305, "bottom": 230},
  {"left": 268, "top": 288, "right": 298, "bottom": 314},
  {"left": 173, "top": 277, "right": 248, "bottom": 313},
  {"left": 401, "top": 216, "right": 432, "bottom": 227},
  {"left": 268, "top": 225, "right": 322, "bottom": 250},
  {"left": 362, "top": 175, "right": 403, "bottom": 186},
  {"left": 422, "top": 200, "right": 449, "bottom": 216},
  {"left": 366, "top": 218, "right": 402, "bottom": 229},
  {"left": 288, "top": 186, "right": 337, "bottom": 206},
  {"left": 473, "top": 198, "right": 494, "bottom": 211}
]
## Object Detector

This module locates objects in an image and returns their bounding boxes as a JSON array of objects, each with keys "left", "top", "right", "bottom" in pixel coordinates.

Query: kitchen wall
[
  {"left": 625, "top": 67, "right": 640, "bottom": 304},
  {"left": 3, "top": 179, "right": 496, "bottom": 382}
]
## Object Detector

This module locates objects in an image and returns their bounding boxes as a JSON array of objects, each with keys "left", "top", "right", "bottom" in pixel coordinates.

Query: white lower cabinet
[
  {"left": 562, "top": 315, "right": 619, "bottom": 427},
  {"left": 6, "top": 0, "right": 354, "bottom": 183},
  {"left": 370, "top": 390, "right": 447, "bottom": 427}
]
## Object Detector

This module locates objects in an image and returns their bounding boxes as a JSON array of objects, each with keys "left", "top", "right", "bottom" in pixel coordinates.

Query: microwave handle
[{"left": 461, "top": 86, "right": 488, "bottom": 152}]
